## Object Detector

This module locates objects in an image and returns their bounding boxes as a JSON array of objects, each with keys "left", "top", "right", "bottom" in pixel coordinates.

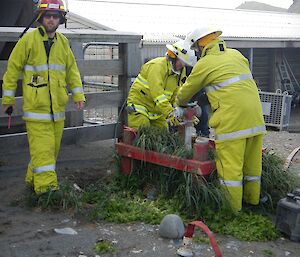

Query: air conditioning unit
[{"left": 260, "top": 90, "right": 292, "bottom": 131}]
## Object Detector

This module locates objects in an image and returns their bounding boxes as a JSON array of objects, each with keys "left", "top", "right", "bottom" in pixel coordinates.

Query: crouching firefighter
[
  {"left": 126, "top": 39, "right": 197, "bottom": 130},
  {"left": 1, "top": 0, "right": 85, "bottom": 194}
]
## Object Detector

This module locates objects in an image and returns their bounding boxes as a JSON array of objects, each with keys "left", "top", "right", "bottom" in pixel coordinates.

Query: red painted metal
[
  {"left": 119, "top": 126, "right": 137, "bottom": 174},
  {"left": 116, "top": 142, "right": 215, "bottom": 175},
  {"left": 193, "top": 139, "right": 210, "bottom": 161},
  {"left": 185, "top": 221, "right": 223, "bottom": 257}
]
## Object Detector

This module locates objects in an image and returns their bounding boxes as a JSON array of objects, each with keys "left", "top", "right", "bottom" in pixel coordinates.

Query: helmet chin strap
[{"left": 169, "top": 60, "right": 181, "bottom": 75}]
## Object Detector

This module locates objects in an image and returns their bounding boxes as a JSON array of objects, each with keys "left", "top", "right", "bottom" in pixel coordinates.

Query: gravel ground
[{"left": 0, "top": 127, "right": 300, "bottom": 257}]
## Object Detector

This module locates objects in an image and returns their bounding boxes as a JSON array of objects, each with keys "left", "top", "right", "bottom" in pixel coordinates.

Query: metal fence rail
[{"left": 0, "top": 27, "right": 142, "bottom": 153}]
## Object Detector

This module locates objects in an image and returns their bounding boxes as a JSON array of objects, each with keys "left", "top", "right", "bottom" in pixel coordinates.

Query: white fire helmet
[
  {"left": 166, "top": 39, "right": 198, "bottom": 67},
  {"left": 185, "top": 27, "right": 222, "bottom": 50}
]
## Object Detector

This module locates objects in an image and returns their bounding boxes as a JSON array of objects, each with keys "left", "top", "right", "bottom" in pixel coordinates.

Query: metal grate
[
  {"left": 260, "top": 90, "right": 292, "bottom": 130},
  {"left": 83, "top": 43, "right": 119, "bottom": 124}
]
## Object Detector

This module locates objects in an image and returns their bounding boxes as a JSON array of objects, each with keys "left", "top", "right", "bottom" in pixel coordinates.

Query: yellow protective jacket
[
  {"left": 127, "top": 57, "right": 186, "bottom": 119},
  {"left": 2, "top": 26, "right": 85, "bottom": 122},
  {"left": 176, "top": 39, "right": 266, "bottom": 142}
]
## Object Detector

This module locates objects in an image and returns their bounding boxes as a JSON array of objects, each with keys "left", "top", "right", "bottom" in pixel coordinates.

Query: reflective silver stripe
[
  {"left": 206, "top": 73, "right": 253, "bottom": 93},
  {"left": 71, "top": 87, "right": 83, "bottom": 94},
  {"left": 53, "top": 112, "right": 65, "bottom": 120},
  {"left": 24, "top": 64, "right": 48, "bottom": 72},
  {"left": 48, "top": 64, "right": 65, "bottom": 71},
  {"left": 164, "top": 90, "right": 173, "bottom": 99},
  {"left": 23, "top": 112, "right": 52, "bottom": 120},
  {"left": 148, "top": 113, "right": 159, "bottom": 118},
  {"left": 33, "top": 164, "right": 56, "bottom": 174},
  {"left": 135, "top": 107, "right": 147, "bottom": 115},
  {"left": 24, "top": 64, "right": 65, "bottom": 72},
  {"left": 155, "top": 94, "right": 168, "bottom": 104},
  {"left": 3, "top": 89, "right": 15, "bottom": 97},
  {"left": 244, "top": 176, "right": 261, "bottom": 182},
  {"left": 219, "top": 179, "right": 243, "bottom": 187},
  {"left": 136, "top": 74, "right": 149, "bottom": 87},
  {"left": 133, "top": 104, "right": 159, "bottom": 119},
  {"left": 215, "top": 125, "right": 266, "bottom": 141},
  {"left": 23, "top": 112, "right": 65, "bottom": 121}
]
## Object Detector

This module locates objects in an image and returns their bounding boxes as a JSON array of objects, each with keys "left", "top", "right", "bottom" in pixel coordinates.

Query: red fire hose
[{"left": 183, "top": 220, "right": 223, "bottom": 257}]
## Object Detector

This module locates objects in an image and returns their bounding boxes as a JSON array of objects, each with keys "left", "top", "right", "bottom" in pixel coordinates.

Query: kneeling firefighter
[{"left": 126, "top": 39, "right": 197, "bottom": 129}]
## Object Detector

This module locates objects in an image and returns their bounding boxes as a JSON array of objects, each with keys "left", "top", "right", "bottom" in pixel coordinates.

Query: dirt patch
[{"left": 1, "top": 133, "right": 300, "bottom": 257}]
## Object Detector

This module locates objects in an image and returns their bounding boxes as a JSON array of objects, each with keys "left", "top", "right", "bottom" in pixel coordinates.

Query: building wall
[
  {"left": 141, "top": 44, "right": 274, "bottom": 91},
  {"left": 285, "top": 48, "right": 300, "bottom": 90}
]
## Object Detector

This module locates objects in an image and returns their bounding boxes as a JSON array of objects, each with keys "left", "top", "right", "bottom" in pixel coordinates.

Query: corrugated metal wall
[
  {"left": 141, "top": 45, "right": 273, "bottom": 91},
  {"left": 252, "top": 48, "right": 273, "bottom": 92},
  {"left": 285, "top": 48, "right": 300, "bottom": 93},
  {"left": 141, "top": 44, "right": 167, "bottom": 64}
]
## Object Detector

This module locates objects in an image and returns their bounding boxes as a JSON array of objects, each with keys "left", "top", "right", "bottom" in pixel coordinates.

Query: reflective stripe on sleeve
[
  {"left": 154, "top": 94, "right": 169, "bottom": 104},
  {"left": 71, "top": 87, "right": 83, "bottom": 94},
  {"left": 206, "top": 73, "right": 253, "bottom": 93},
  {"left": 164, "top": 90, "right": 173, "bottom": 99},
  {"left": 131, "top": 104, "right": 160, "bottom": 120},
  {"left": 136, "top": 74, "right": 150, "bottom": 89},
  {"left": 2, "top": 89, "right": 15, "bottom": 97},
  {"left": 244, "top": 176, "right": 261, "bottom": 182},
  {"left": 215, "top": 125, "right": 266, "bottom": 141},
  {"left": 33, "top": 164, "right": 56, "bottom": 174},
  {"left": 219, "top": 179, "right": 243, "bottom": 187}
]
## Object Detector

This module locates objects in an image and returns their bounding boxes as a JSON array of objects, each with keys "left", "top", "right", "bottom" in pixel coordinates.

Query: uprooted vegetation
[{"left": 16, "top": 127, "right": 300, "bottom": 241}]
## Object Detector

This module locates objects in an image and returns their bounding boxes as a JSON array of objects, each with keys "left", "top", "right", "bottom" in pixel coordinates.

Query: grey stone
[{"left": 159, "top": 214, "right": 185, "bottom": 239}]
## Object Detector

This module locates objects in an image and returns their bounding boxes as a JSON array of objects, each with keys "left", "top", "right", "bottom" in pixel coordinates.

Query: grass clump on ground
[
  {"left": 16, "top": 182, "right": 82, "bottom": 211},
  {"left": 94, "top": 239, "right": 115, "bottom": 254},
  {"left": 18, "top": 127, "right": 300, "bottom": 242},
  {"left": 261, "top": 150, "right": 300, "bottom": 211}
]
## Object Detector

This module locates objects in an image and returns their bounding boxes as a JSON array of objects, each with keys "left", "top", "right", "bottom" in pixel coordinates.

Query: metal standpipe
[{"left": 181, "top": 104, "right": 202, "bottom": 150}]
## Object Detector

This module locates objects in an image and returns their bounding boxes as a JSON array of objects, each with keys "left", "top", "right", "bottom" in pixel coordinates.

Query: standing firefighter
[
  {"left": 176, "top": 27, "right": 266, "bottom": 212},
  {"left": 127, "top": 39, "right": 197, "bottom": 129},
  {"left": 1, "top": 0, "right": 85, "bottom": 194}
]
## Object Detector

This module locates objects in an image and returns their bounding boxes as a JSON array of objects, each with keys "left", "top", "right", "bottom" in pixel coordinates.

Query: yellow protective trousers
[
  {"left": 215, "top": 134, "right": 263, "bottom": 212},
  {"left": 25, "top": 120, "right": 64, "bottom": 194},
  {"left": 128, "top": 112, "right": 168, "bottom": 130}
]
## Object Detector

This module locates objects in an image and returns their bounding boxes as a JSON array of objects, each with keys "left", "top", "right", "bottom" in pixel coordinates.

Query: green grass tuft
[
  {"left": 94, "top": 239, "right": 115, "bottom": 254},
  {"left": 261, "top": 150, "right": 300, "bottom": 211},
  {"left": 21, "top": 182, "right": 82, "bottom": 211},
  {"left": 15, "top": 127, "right": 300, "bottom": 242}
]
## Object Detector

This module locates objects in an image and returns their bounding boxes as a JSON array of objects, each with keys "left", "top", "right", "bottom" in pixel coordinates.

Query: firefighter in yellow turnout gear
[
  {"left": 127, "top": 40, "right": 197, "bottom": 129},
  {"left": 1, "top": 0, "right": 85, "bottom": 194},
  {"left": 176, "top": 28, "right": 266, "bottom": 212}
]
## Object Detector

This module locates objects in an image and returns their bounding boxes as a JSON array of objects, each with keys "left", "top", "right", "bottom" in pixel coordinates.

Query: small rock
[
  {"left": 159, "top": 214, "right": 185, "bottom": 239},
  {"left": 54, "top": 227, "right": 78, "bottom": 235},
  {"left": 130, "top": 249, "right": 143, "bottom": 253}
]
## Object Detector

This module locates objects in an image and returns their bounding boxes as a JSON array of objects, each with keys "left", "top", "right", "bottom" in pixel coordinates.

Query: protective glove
[
  {"left": 167, "top": 111, "right": 181, "bottom": 126},
  {"left": 192, "top": 116, "right": 200, "bottom": 125},
  {"left": 173, "top": 106, "right": 184, "bottom": 119}
]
